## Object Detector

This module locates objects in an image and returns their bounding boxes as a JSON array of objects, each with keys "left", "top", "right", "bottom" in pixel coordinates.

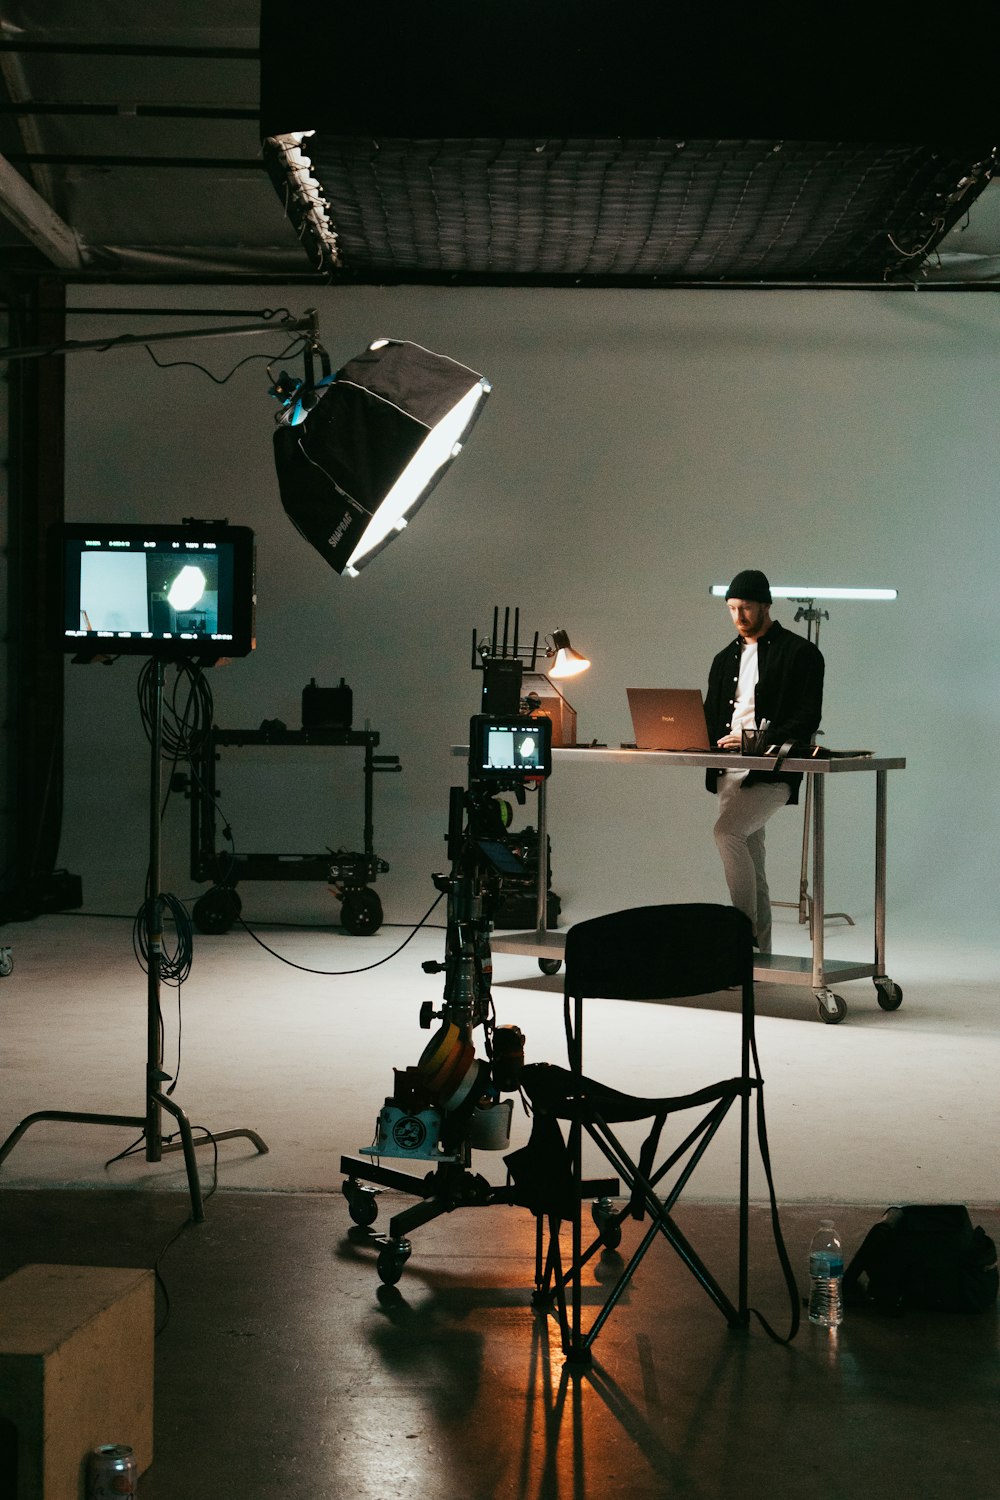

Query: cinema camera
[{"left": 337, "top": 708, "right": 552, "bottom": 1291}]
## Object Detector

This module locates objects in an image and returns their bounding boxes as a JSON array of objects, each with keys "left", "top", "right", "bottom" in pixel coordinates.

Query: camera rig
[{"left": 339, "top": 711, "right": 553, "bottom": 1285}]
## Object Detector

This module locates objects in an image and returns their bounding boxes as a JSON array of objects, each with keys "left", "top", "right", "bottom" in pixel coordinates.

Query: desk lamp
[
  {"left": 473, "top": 608, "right": 591, "bottom": 733},
  {"left": 547, "top": 629, "right": 591, "bottom": 678}
]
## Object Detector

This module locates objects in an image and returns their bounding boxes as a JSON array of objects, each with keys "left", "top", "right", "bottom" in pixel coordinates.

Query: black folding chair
[{"left": 508, "top": 903, "right": 796, "bottom": 1363}]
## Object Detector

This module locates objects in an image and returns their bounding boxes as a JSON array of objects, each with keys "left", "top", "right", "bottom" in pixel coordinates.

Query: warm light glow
[
  {"left": 345, "top": 379, "right": 489, "bottom": 571},
  {"left": 548, "top": 648, "right": 589, "bottom": 678},
  {"left": 709, "top": 584, "right": 898, "bottom": 601},
  {"left": 167, "top": 565, "right": 206, "bottom": 611},
  {"left": 546, "top": 628, "right": 590, "bottom": 678}
]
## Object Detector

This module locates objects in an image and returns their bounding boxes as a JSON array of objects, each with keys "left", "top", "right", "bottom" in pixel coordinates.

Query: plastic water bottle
[{"left": 808, "top": 1218, "right": 844, "bottom": 1327}]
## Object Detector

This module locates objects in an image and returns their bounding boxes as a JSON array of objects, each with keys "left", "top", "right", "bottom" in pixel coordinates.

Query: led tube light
[{"left": 709, "top": 585, "right": 898, "bottom": 601}]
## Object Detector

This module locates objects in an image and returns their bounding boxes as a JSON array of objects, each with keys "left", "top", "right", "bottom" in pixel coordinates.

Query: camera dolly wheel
[
  {"left": 376, "top": 1237, "right": 412, "bottom": 1286},
  {"left": 343, "top": 1179, "right": 379, "bottom": 1227},
  {"left": 875, "top": 976, "right": 903, "bottom": 1011},
  {"left": 340, "top": 887, "right": 384, "bottom": 936},
  {"left": 816, "top": 988, "right": 847, "bottom": 1024},
  {"left": 592, "top": 1196, "right": 622, "bottom": 1251}
]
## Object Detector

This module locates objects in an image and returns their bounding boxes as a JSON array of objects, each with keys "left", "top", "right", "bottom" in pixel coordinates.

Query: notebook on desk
[{"left": 626, "top": 687, "right": 714, "bottom": 751}]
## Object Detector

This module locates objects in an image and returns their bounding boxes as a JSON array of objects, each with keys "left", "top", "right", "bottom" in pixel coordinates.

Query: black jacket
[{"left": 704, "top": 619, "right": 824, "bottom": 805}]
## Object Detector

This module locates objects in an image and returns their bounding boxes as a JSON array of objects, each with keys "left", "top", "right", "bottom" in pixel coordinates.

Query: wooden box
[
  {"left": 0, "top": 1264, "right": 154, "bottom": 1500},
  {"left": 522, "top": 674, "right": 577, "bottom": 747}
]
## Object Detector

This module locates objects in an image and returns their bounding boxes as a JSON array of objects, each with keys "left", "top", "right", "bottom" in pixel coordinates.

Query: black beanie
[{"left": 726, "top": 569, "right": 771, "bottom": 605}]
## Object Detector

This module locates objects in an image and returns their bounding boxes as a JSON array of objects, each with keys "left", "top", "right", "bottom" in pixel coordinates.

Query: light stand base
[
  {"left": 0, "top": 1102, "right": 268, "bottom": 1224},
  {"left": 0, "top": 655, "right": 271, "bottom": 1221}
]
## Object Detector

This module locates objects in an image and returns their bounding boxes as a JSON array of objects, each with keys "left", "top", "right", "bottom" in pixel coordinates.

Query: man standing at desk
[{"left": 705, "top": 569, "right": 824, "bottom": 954}]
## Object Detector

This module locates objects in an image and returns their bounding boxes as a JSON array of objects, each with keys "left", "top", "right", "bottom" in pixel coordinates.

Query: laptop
[{"left": 626, "top": 687, "right": 713, "bottom": 751}]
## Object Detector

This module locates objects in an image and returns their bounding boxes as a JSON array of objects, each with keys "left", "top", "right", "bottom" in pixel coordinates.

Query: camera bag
[{"left": 843, "top": 1204, "right": 998, "bottom": 1315}]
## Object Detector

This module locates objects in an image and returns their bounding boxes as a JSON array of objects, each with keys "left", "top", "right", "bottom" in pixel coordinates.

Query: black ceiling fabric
[
  {"left": 258, "top": 1, "right": 998, "bottom": 142},
  {"left": 262, "top": 136, "right": 995, "bottom": 285},
  {"left": 259, "top": 2, "right": 997, "bottom": 287}
]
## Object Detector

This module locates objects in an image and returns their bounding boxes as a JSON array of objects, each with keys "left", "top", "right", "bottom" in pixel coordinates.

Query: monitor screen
[
  {"left": 468, "top": 714, "right": 552, "bottom": 780},
  {"left": 57, "top": 523, "right": 256, "bottom": 658}
]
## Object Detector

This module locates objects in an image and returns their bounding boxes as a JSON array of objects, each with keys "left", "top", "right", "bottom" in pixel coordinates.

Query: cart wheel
[
  {"left": 816, "top": 990, "right": 847, "bottom": 1024},
  {"left": 592, "top": 1196, "right": 622, "bottom": 1251},
  {"left": 0, "top": 949, "right": 12, "bottom": 977},
  {"left": 343, "top": 1181, "right": 379, "bottom": 1227},
  {"left": 341, "top": 887, "right": 383, "bottom": 936},
  {"left": 376, "top": 1238, "right": 411, "bottom": 1286},
  {"left": 538, "top": 958, "right": 562, "bottom": 975},
  {"left": 192, "top": 886, "right": 242, "bottom": 935},
  {"left": 875, "top": 979, "right": 903, "bottom": 1011}
]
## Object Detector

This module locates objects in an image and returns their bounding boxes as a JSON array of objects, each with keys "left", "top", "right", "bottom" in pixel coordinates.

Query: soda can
[{"left": 86, "top": 1444, "right": 138, "bottom": 1499}]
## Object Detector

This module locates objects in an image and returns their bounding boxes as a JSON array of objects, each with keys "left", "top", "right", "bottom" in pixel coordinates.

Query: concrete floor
[
  {"left": 2, "top": 1186, "right": 999, "bottom": 1499},
  {"left": 1, "top": 914, "right": 999, "bottom": 1496}
]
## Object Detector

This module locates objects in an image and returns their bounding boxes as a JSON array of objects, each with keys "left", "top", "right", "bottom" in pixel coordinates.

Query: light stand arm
[{"left": 0, "top": 311, "right": 318, "bottom": 363}]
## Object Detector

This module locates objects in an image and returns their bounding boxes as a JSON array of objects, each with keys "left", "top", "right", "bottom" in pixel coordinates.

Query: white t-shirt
[{"left": 727, "top": 640, "right": 759, "bottom": 781}]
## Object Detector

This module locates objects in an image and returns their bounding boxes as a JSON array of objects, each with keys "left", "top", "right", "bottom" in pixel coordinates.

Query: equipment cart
[{"left": 190, "top": 723, "right": 401, "bottom": 935}]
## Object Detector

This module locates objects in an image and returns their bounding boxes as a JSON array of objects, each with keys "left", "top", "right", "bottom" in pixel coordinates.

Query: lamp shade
[
  {"left": 274, "top": 338, "right": 491, "bottom": 576},
  {"left": 547, "top": 629, "right": 590, "bottom": 679}
]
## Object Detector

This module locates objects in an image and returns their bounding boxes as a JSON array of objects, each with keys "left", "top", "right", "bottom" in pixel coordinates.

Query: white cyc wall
[{"left": 59, "top": 285, "right": 1000, "bottom": 945}]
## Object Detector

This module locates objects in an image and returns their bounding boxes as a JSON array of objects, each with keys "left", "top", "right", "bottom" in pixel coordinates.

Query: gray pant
[{"left": 712, "top": 777, "right": 791, "bottom": 954}]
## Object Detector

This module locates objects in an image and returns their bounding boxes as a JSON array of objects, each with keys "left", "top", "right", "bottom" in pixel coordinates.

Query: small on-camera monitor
[
  {"left": 56, "top": 522, "right": 256, "bottom": 659},
  {"left": 476, "top": 839, "right": 530, "bottom": 875},
  {"left": 468, "top": 714, "right": 552, "bottom": 780}
]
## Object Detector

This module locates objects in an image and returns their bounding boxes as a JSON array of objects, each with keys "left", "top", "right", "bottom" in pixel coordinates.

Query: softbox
[{"left": 274, "top": 338, "right": 490, "bottom": 576}]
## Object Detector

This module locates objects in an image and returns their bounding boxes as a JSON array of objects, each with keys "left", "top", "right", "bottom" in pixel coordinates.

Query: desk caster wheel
[
  {"left": 341, "top": 888, "right": 383, "bottom": 936},
  {"left": 875, "top": 978, "right": 903, "bottom": 1011},
  {"left": 816, "top": 989, "right": 847, "bottom": 1024},
  {"left": 343, "top": 1180, "right": 378, "bottom": 1227},
  {"left": 377, "top": 1238, "right": 411, "bottom": 1286},
  {"left": 539, "top": 958, "right": 562, "bottom": 975}
]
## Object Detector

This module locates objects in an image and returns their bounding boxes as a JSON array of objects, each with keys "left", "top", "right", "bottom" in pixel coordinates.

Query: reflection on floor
[{"left": 2, "top": 1187, "right": 997, "bottom": 1499}]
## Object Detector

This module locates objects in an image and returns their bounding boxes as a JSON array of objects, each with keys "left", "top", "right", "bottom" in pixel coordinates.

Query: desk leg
[
  {"left": 810, "top": 775, "right": 826, "bottom": 990},
  {"left": 535, "top": 777, "right": 548, "bottom": 938},
  {"left": 874, "top": 770, "right": 887, "bottom": 976}
]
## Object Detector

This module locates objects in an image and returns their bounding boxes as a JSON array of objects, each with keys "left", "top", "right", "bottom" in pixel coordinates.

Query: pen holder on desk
[{"left": 741, "top": 726, "right": 769, "bottom": 754}]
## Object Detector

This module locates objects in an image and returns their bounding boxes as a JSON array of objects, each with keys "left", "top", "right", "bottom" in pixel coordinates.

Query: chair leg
[
  {"left": 739, "top": 1083, "right": 750, "bottom": 1325},
  {"left": 575, "top": 1102, "right": 750, "bottom": 1335}
]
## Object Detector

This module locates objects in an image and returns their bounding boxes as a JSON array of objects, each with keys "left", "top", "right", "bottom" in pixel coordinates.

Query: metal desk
[{"left": 480, "top": 746, "right": 907, "bottom": 1024}]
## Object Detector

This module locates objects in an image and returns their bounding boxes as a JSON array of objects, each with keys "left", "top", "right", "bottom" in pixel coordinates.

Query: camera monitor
[
  {"left": 468, "top": 714, "right": 552, "bottom": 781},
  {"left": 57, "top": 523, "right": 256, "bottom": 658}
]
